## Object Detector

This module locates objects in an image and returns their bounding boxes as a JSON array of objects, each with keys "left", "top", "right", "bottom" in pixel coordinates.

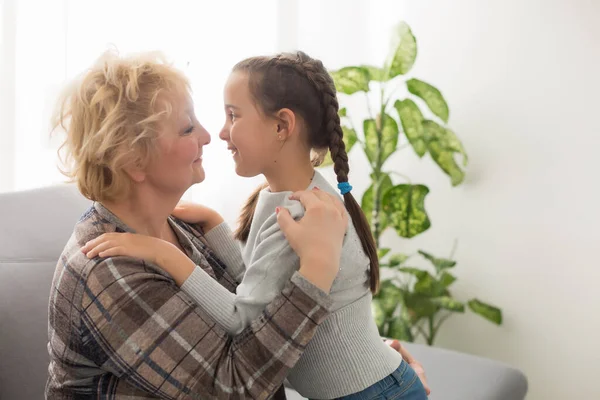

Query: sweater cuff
[
  {"left": 180, "top": 265, "right": 214, "bottom": 300},
  {"left": 203, "top": 222, "right": 236, "bottom": 251},
  {"left": 290, "top": 271, "right": 333, "bottom": 311},
  {"left": 202, "top": 221, "right": 245, "bottom": 279}
]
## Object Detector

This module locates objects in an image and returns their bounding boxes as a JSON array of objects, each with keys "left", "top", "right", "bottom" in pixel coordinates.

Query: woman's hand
[
  {"left": 385, "top": 339, "right": 431, "bottom": 395},
  {"left": 172, "top": 201, "right": 224, "bottom": 233},
  {"left": 276, "top": 187, "right": 348, "bottom": 292},
  {"left": 81, "top": 232, "right": 196, "bottom": 286}
]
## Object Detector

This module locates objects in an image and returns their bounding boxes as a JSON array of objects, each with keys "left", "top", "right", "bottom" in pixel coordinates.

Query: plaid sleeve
[{"left": 81, "top": 256, "right": 331, "bottom": 400}]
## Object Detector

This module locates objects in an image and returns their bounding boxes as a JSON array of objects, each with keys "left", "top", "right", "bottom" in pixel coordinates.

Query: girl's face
[
  {"left": 219, "top": 71, "right": 282, "bottom": 178},
  {"left": 143, "top": 90, "right": 210, "bottom": 194}
]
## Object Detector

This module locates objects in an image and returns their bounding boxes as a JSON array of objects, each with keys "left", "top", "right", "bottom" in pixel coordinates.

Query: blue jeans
[{"left": 335, "top": 361, "right": 428, "bottom": 400}]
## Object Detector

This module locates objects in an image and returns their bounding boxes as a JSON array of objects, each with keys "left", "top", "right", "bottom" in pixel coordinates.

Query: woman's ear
[
  {"left": 123, "top": 161, "right": 146, "bottom": 183},
  {"left": 274, "top": 108, "right": 296, "bottom": 141}
]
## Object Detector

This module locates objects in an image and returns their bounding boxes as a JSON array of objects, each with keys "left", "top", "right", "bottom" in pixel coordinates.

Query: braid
[
  {"left": 273, "top": 52, "right": 379, "bottom": 293},
  {"left": 271, "top": 52, "right": 349, "bottom": 183}
]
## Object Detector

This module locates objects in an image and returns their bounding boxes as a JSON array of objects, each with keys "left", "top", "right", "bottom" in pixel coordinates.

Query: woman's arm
[
  {"left": 83, "top": 208, "right": 304, "bottom": 336},
  {"left": 82, "top": 256, "right": 332, "bottom": 400}
]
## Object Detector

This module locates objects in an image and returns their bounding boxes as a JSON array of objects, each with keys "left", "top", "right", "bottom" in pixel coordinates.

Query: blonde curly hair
[{"left": 53, "top": 50, "right": 191, "bottom": 202}]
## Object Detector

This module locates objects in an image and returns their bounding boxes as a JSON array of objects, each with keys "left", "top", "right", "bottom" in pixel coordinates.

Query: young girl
[{"left": 84, "top": 51, "right": 429, "bottom": 399}]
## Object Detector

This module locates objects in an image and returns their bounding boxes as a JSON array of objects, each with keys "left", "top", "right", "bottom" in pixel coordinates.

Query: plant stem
[
  {"left": 449, "top": 238, "right": 458, "bottom": 259},
  {"left": 433, "top": 312, "right": 453, "bottom": 334},
  {"left": 415, "top": 322, "right": 428, "bottom": 340},
  {"left": 383, "top": 78, "right": 404, "bottom": 106},
  {"left": 427, "top": 316, "right": 435, "bottom": 345},
  {"left": 371, "top": 86, "right": 387, "bottom": 247},
  {"left": 389, "top": 171, "right": 413, "bottom": 184}
]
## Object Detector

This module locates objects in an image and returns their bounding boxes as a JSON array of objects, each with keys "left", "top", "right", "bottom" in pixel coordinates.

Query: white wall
[
  {"left": 2, "top": 1, "right": 598, "bottom": 397},
  {"left": 291, "top": 0, "right": 600, "bottom": 399}
]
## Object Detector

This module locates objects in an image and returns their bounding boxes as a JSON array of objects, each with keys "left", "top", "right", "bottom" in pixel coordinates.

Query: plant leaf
[
  {"left": 364, "top": 114, "right": 400, "bottom": 165},
  {"left": 387, "top": 316, "right": 414, "bottom": 342},
  {"left": 371, "top": 298, "right": 386, "bottom": 330},
  {"left": 404, "top": 292, "right": 438, "bottom": 321},
  {"left": 395, "top": 99, "right": 427, "bottom": 157},
  {"left": 343, "top": 126, "right": 358, "bottom": 153},
  {"left": 407, "top": 78, "right": 449, "bottom": 123},
  {"left": 380, "top": 113, "right": 399, "bottom": 164},
  {"left": 363, "top": 65, "right": 387, "bottom": 81},
  {"left": 389, "top": 253, "right": 410, "bottom": 267},
  {"left": 468, "top": 299, "right": 503, "bottom": 325},
  {"left": 418, "top": 250, "right": 456, "bottom": 273},
  {"left": 439, "top": 271, "right": 457, "bottom": 287},
  {"left": 400, "top": 267, "right": 446, "bottom": 297},
  {"left": 413, "top": 273, "right": 442, "bottom": 296},
  {"left": 378, "top": 248, "right": 391, "bottom": 260},
  {"left": 382, "top": 184, "right": 431, "bottom": 238},
  {"left": 361, "top": 173, "right": 394, "bottom": 232},
  {"left": 330, "top": 66, "right": 370, "bottom": 95},
  {"left": 430, "top": 296, "right": 465, "bottom": 312},
  {"left": 339, "top": 107, "right": 347, "bottom": 117},
  {"left": 319, "top": 126, "right": 357, "bottom": 167},
  {"left": 422, "top": 120, "right": 467, "bottom": 186},
  {"left": 385, "top": 21, "right": 417, "bottom": 78},
  {"left": 363, "top": 119, "right": 378, "bottom": 163},
  {"left": 398, "top": 266, "right": 428, "bottom": 279},
  {"left": 377, "top": 280, "right": 404, "bottom": 317}
]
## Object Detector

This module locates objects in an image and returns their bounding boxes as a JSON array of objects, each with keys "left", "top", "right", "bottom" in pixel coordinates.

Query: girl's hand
[
  {"left": 81, "top": 233, "right": 196, "bottom": 286},
  {"left": 172, "top": 201, "right": 224, "bottom": 232},
  {"left": 82, "top": 232, "right": 165, "bottom": 263}
]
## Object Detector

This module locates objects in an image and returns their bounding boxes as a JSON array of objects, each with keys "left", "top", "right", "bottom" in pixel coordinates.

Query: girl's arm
[
  {"left": 83, "top": 204, "right": 305, "bottom": 336},
  {"left": 82, "top": 232, "right": 195, "bottom": 286},
  {"left": 172, "top": 202, "right": 246, "bottom": 281}
]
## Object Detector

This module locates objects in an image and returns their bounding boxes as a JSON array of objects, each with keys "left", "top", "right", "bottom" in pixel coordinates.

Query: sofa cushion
[{"left": 0, "top": 184, "right": 91, "bottom": 400}]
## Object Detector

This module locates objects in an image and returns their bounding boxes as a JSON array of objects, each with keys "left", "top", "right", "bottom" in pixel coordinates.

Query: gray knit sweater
[{"left": 181, "top": 171, "right": 402, "bottom": 399}]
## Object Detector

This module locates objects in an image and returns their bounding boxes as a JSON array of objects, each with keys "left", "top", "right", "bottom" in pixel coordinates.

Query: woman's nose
[{"left": 198, "top": 125, "right": 211, "bottom": 146}]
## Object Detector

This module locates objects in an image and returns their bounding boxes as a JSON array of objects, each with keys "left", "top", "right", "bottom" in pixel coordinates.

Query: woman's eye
[{"left": 183, "top": 125, "right": 194, "bottom": 135}]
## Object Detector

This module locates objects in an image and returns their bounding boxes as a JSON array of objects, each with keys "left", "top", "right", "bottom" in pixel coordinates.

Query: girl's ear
[{"left": 274, "top": 108, "right": 296, "bottom": 140}]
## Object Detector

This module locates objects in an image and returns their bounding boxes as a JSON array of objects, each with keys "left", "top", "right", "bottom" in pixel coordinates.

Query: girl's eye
[{"left": 229, "top": 112, "right": 236, "bottom": 122}]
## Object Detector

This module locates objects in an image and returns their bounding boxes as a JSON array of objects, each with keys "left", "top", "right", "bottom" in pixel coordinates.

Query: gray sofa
[{"left": 0, "top": 184, "right": 528, "bottom": 400}]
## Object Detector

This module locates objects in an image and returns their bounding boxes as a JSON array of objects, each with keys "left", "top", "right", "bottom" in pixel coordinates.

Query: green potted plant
[{"left": 322, "top": 21, "right": 502, "bottom": 345}]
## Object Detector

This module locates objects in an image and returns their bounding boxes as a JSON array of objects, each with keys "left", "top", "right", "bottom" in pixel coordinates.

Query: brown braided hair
[{"left": 232, "top": 51, "right": 379, "bottom": 293}]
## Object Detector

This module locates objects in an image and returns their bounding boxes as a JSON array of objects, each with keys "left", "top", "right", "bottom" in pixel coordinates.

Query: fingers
[
  {"left": 98, "top": 246, "right": 127, "bottom": 258},
  {"left": 412, "top": 363, "right": 431, "bottom": 395},
  {"left": 392, "top": 341, "right": 431, "bottom": 395},
  {"left": 171, "top": 206, "right": 196, "bottom": 220},
  {"left": 385, "top": 339, "right": 401, "bottom": 352},
  {"left": 81, "top": 233, "right": 126, "bottom": 259},
  {"left": 308, "top": 187, "right": 336, "bottom": 204},
  {"left": 396, "top": 342, "right": 416, "bottom": 364},
  {"left": 276, "top": 207, "right": 296, "bottom": 238},
  {"left": 81, "top": 233, "right": 113, "bottom": 253},
  {"left": 84, "top": 240, "right": 117, "bottom": 259},
  {"left": 288, "top": 189, "right": 321, "bottom": 210}
]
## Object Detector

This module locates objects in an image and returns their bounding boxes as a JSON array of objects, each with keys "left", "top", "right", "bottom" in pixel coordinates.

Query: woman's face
[{"left": 142, "top": 90, "right": 211, "bottom": 195}]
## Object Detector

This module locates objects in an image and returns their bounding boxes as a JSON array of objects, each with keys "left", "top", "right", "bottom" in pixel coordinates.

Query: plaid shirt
[{"left": 46, "top": 202, "right": 332, "bottom": 399}]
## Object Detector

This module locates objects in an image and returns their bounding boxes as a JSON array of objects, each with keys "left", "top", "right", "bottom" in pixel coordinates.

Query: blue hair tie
[{"left": 338, "top": 181, "right": 353, "bottom": 195}]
